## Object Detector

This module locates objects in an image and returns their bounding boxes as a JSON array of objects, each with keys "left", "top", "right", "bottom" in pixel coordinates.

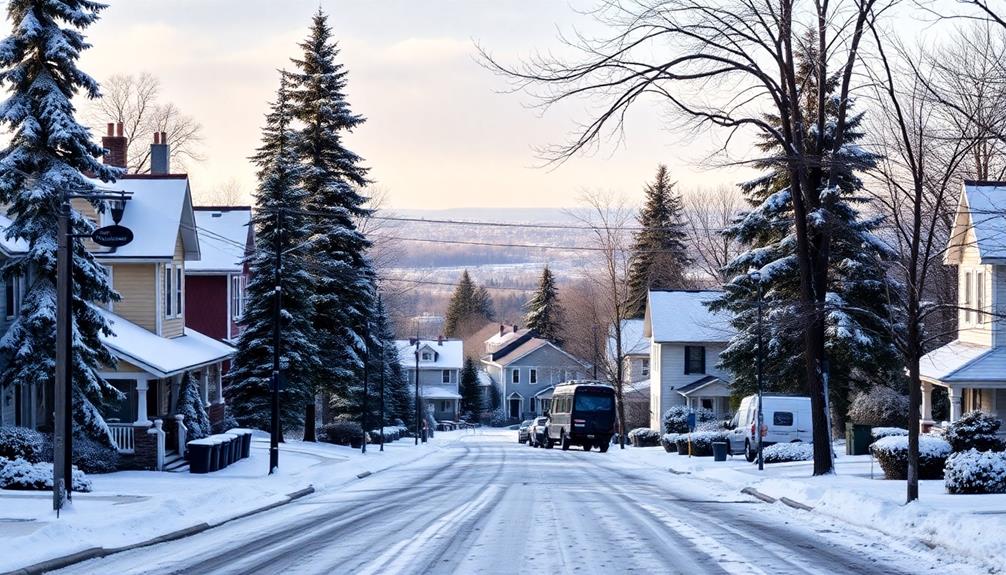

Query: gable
[
  {"left": 506, "top": 343, "right": 585, "bottom": 369},
  {"left": 947, "top": 181, "right": 1006, "bottom": 264}
]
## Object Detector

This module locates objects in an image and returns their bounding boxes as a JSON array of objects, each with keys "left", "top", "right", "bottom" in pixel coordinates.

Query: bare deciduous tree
[
  {"left": 683, "top": 185, "right": 743, "bottom": 285},
  {"left": 91, "top": 72, "right": 204, "bottom": 173}
]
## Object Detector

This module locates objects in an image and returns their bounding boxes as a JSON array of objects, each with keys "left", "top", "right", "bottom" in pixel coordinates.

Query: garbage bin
[
  {"left": 207, "top": 440, "right": 221, "bottom": 472},
  {"left": 712, "top": 441, "right": 728, "bottom": 462},
  {"left": 187, "top": 439, "right": 213, "bottom": 474},
  {"left": 421, "top": 428, "right": 428, "bottom": 443},
  {"left": 228, "top": 428, "right": 253, "bottom": 459},
  {"left": 219, "top": 433, "right": 238, "bottom": 466},
  {"left": 846, "top": 423, "right": 872, "bottom": 455}
]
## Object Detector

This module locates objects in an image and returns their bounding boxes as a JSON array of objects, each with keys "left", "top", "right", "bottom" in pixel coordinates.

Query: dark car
[
  {"left": 545, "top": 381, "right": 616, "bottom": 452},
  {"left": 517, "top": 419, "right": 533, "bottom": 444},
  {"left": 529, "top": 417, "right": 550, "bottom": 447}
]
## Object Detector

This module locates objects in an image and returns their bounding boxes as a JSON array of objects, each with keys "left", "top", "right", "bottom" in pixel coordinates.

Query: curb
[
  {"left": 3, "top": 485, "right": 315, "bottom": 575},
  {"left": 740, "top": 486, "right": 777, "bottom": 504}
]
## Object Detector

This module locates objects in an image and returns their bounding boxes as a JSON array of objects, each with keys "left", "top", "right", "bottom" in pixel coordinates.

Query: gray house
[
  {"left": 481, "top": 326, "right": 590, "bottom": 420},
  {"left": 396, "top": 337, "right": 463, "bottom": 422}
]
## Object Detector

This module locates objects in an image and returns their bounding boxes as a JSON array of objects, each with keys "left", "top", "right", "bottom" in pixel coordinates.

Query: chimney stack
[
  {"left": 437, "top": 335, "right": 443, "bottom": 346},
  {"left": 150, "top": 131, "right": 170, "bottom": 175},
  {"left": 512, "top": 324, "right": 518, "bottom": 333},
  {"left": 499, "top": 325, "right": 504, "bottom": 337},
  {"left": 101, "top": 122, "right": 128, "bottom": 169}
]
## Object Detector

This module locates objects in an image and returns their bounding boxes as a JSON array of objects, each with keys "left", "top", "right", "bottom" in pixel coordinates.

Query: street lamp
[{"left": 749, "top": 270, "right": 765, "bottom": 472}]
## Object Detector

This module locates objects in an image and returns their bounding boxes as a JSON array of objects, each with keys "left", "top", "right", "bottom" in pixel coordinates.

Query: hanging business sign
[{"left": 91, "top": 225, "right": 134, "bottom": 248}]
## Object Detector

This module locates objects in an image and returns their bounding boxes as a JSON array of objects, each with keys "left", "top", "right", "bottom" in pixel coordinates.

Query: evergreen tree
[
  {"left": 372, "top": 296, "right": 412, "bottom": 427},
  {"left": 288, "top": 9, "right": 375, "bottom": 429},
  {"left": 444, "top": 270, "right": 493, "bottom": 337},
  {"left": 0, "top": 0, "right": 120, "bottom": 443},
  {"left": 176, "top": 372, "right": 211, "bottom": 440},
  {"left": 524, "top": 266, "right": 564, "bottom": 344},
  {"left": 227, "top": 74, "right": 319, "bottom": 433},
  {"left": 624, "top": 165, "right": 691, "bottom": 318},
  {"left": 707, "top": 33, "right": 900, "bottom": 426},
  {"left": 459, "top": 357, "right": 480, "bottom": 418}
]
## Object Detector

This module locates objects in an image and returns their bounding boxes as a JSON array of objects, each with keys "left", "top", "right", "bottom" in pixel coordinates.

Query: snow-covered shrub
[
  {"left": 848, "top": 386, "right": 909, "bottom": 428},
  {"left": 320, "top": 422, "right": 364, "bottom": 446},
  {"left": 488, "top": 407, "right": 510, "bottom": 427},
  {"left": 661, "top": 406, "right": 715, "bottom": 434},
  {"left": 673, "top": 431, "right": 728, "bottom": 456},
  {"left": 628, "top": 428, "right": 661, "bottom": 447},
  {"left": 71, "top": 435, "right": 119, "bottom": 474},
  {"left": 762, "top": 442, "right": 814, "bottom": 463},
  {"left": 661, "top": 433, "right": 679, "bottom": 453},
  {"left": 176, "top": 372, "right": 211, "bottom": 441},
  {"left": 0, "top": 426, "right": 48, "bottom": 463},
  {"left": 369, "top": 427, "right": 400, "bottom": 443},
  {"left": 945, "top": 411, "right": 1004, "bottom": 454},
  {"left": 871, "top": 427, "right": 908, "bottom": 440},
  {"left": 944, "top": 449, "right": 1006, "bottom": 494},
  {"left": 871, "top": 436, "right": 951, "bottom": 480},
  {"left": 0, "top": 458, "right": 91, "bottom": 492}
]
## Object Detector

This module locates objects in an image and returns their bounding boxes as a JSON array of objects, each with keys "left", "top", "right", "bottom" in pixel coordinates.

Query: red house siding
[{"left": 185, "top": 275, "right": 228, "bottom": 340}]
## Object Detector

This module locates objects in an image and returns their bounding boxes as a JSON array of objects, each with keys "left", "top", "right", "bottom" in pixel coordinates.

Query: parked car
[
  {"left": 545, "top": 381, "right": 616, "bottom": 452},
  {"left": 727, "top": 394, "right": 813, "bottom": 462},
  {"left": 518, "top": 420, "right": 533, "bottom": 444},
  {"left": 529, "top": 417, "right": 550, "bottom": 447}
]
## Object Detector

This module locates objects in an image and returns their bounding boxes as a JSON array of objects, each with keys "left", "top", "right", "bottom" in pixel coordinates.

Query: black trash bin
[
  {"left": 228, "top": 428, "right": 253, "bottom": 459},
  {"left": 228, "top": 434, "right": 241, "bottom": 463},
  {"left": 209, "top": 435, "right": 231, "bottom": 469},
  {"left": 421, "top": 428, "right": 428, "bottom": 443},
  {"left": 188, "top": 439, "right": 213, "bottom": 474},
  {"left": 208, "top": 441, "right": 221, "bottom": 472},
  {"left": 712, "top": 441, "right": 729, "bottom": 462}
]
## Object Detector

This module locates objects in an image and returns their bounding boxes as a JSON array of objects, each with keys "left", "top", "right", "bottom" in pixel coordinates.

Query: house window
[
  {"left": 421, "top": 351, "right": 432, "bottom": 361},
  {"left": 442, "top": 369, "right": 450, "bottom": 383},
  {"left": 977, "top": 271, "right": 985, "bottom": 325},
  {"left": 163, "top": 264, "right": 173, "bottom": 318},
  {"left": 440, "top": 400, "right": 449, "bottom": 412},
  {"left": 175, "top": 266, "right": 184, "bottom": 317},
  {"left": 4, "top": 274, "right": 19, "bottom": 320},
  {"left": 231, "top": 275, "right": 243, "bottom": 320},
  {"left": 641, "top": 360, "right": 650, "bottom": 377},
  {"left": 684, "top": 346, "right": 706, "bottom": 375},
  {"left": 512, "top": 369, "right": 520, "bottom": 384},
  {"left": 701, "top": 398, "right": 714, "bottom": 411},
  {"left": 964, "top": 272, "right": 972, "bottom": 323},
  {"left": 530, "top": 369, "right": 537, "bottom": 384}
]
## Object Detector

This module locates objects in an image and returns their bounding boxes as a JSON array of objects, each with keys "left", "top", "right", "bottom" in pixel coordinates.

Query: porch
[
  {"left": 921, "top": 379, "right": 1006, "bottom": 432},
  {"left": 677, "top": 375, "right": 732, "bottom": 419},
  {"left": 422, "top": 384, "right": 461, "bottom": 422}
]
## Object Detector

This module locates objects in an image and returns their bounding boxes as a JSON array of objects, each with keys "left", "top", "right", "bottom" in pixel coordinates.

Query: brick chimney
[
  {"left": 102, "top": 122, "right": 127, "bottom": 168},
  {"left": 498, "top": 325, "right": 504, "bottom": 337},
  {"left": 512, "top": 324, "right": 518, "bottom": 333},
  {"left": 150, "top": 131, "right": 170, "bottom": 174},
  {"left": 437, "top": 335, "right": 443, "bottom": 346}
]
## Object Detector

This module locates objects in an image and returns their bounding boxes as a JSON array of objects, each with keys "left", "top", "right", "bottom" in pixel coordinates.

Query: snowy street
[{"left": 49, "top": 431, "right": 980, "bottom": 575}]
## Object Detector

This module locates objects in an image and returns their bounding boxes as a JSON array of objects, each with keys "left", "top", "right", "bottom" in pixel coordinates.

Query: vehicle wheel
[
  {"left": 599, "top": 441, "right": 609, "bottom": 453},
  {"left": 561, "top": 432, "right": 570, "bottom": 451},
  {"left": 744, "top": 440, "right": 756, "bottom": 463},
  {"left": 583, "top": 442, "right": 592, "bottom": 451},
  {"left": 544, "top": 432, "right": 553, "bottom": 449}
]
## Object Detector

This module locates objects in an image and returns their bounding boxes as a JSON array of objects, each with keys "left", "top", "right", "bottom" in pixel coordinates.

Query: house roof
[
  {"left": 97, "top": 307, "right": 234, "bottom": 378},
  {"left": 92, "top": 175, "right": 199, "bottom": 261},
  {"left": 483, "top": 337, "right": 589, "bottom": 369},
  {"left": 676, "top": 375, "right": 731, "bottom": 397},
  {"left": 188, "top": 207, "right": 251, "bottom": 273},
  {"left": 486, "top": 327, "right": 532, "bottom": 348},
  {"left": 609, "top": 318, "right": 648, "bottom": 359},
  {"left": 644, "top": 290, "right": 734, "bottom": 343},
  {"left": 947, "top": 181, "right": 1006, "bottom": 264},
  {"left": 421, "top": 385, "right": 461, "bottom": 400},
  {"left": 919, "top": 340, "right": 1006, "bottom": 382},
  {"left": 0, "top": 214, "right": 28, "bottom": 255},
  {"left": 395, "top": 339, "right": 463, "bottom": 370}
]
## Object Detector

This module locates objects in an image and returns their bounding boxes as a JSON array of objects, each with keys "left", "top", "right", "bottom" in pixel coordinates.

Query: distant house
[
  {"left": 481, "top": 325, "right": 590, "bottom": 420},
  {"left": 644, "top": 290, "right": 734, "bottom": 430},
  {"left": 920, "top": 181, "right": 1006, "bottom": 429},
  {"left": 609, "top": 318, "right": 651, "bottom": 429},
  {"left": 185, "top": 206, "right": 253, "bottom": 344},
  {"left": 396, "top": 337, "right": 463, "bottom": 422}
]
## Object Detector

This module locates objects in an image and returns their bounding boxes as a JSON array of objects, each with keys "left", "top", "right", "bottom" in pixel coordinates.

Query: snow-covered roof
[
  {"left": 677, "top": 375, "right": 731, "bottom": 397},
  {"left": 919, "top": 340, "right": 1006, "bottom": 382},
  {"left": 608, "top": 319, "right": 648, "bottom": 360},
  {"left": 477, "top": 371, "right": 494, "bottom": 387},
  {"left": 395, "top": 339, "right": 463, "bottom": 370},
  {"left": 93, "top": 175, "right": 199, "bottom": 261},
  {"left": 947, "top": 181, "right": 1006, "bottom": 264},
  {"left": 421, "top": 385, "right": 462, "bottom": 400},
  {"left": 97, "top": 307, "right": 234, "bottom": 378},
  {"left": 0, "top": 214, "right": 28, "bottom": 255},
  {"left": 643, "top": 290, "right": 734, "bottom": 343},
  {"left": 188, "top": 207, "right": 251, "bottom": 273}
]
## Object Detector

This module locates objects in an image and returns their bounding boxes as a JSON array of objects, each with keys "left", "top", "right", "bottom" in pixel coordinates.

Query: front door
[{"left": 508, "top": 397, "right": 521, "bottom": 419}]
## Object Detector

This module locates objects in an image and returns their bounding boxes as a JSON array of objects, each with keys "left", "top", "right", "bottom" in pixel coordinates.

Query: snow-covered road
[{"left": 51, "top": 431, "right": 982, "bottom": 575}]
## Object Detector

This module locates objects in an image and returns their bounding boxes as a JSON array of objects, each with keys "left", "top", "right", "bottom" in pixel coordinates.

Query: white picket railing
[{"left": 108, "top": 423, "right": 135, "bottom": 454}]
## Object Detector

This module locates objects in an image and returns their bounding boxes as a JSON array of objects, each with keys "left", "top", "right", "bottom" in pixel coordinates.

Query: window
[
  {"left": 641, "top": 361, "right": 650, "bottom": 377},
  {"left": 440, "top": 400, "right": 449, "bottom": 412},
  {"left": 773, "top": 412, "right": 794, "bottom": 426},
  {"left": 701, "top": 398, "right": 713, "bottom": 410},
  {"left": 421, "top": 352, "right": 432, "bottom": 361},
  {"left": 163, "top": 264, "right": 173, "bottom": 317},
  {"left": 964, "top": 272, "right": 972, "bottom": 323},
  {"left": 530, "top": 369, "right": 537, "bottom": 384},
  {"left": 574, "top": 392, "right": 614, "bottom": 412},
  {"left": 175, "top": 266, "right": 184, "bottom": 317},
  {"left": 684, "top": 346, "right": 706, "bottom": 374},
  {"left": 442, "top": 369, "right": 450, "bottom": 383},
  {"left": 231, "top": 275, "right": 242, "bottom": 320},
  {"left": 512, "top": 369, "right": 520, "bottom": 384},
  {"left": 977, "top": 271, "right": 985, "bottom": 325},
  {"left": 4, "top": 275, "right": 19, "bottom": 320}
]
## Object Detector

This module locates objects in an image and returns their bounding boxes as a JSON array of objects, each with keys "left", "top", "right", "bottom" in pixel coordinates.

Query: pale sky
[{"left": 59, "top": 0, "right": 747, "bottom": 209}]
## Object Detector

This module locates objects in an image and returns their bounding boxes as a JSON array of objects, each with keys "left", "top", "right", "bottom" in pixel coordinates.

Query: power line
[
  {"left": 369, "top": 234, "right": 620, "bottom": 252},
  {"left": 377, "top": 277, "right": 535, "bottom": 292}
]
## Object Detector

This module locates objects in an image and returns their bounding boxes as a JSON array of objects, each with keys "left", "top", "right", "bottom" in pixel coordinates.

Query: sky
[{"left": 63, "top": 0, "right": 746, "bottom": 210}]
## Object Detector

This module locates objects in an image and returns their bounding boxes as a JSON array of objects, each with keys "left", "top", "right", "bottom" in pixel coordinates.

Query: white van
[{"left": 727, "top": 394, "right": 813, "bottom": 461}]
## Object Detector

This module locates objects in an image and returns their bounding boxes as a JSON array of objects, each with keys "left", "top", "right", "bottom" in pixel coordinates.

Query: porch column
[
  {"left": 948, "top": 385, "right": 963, "bottom": 422},
  {"left": 136, "top": 377, "right": 150, "bottom": 424},
  {"left": 199, "top": 370, "right": 209, "bottom": 407},
  {"left": 214, "top": 364, "right": 225, "bottom": 405},
  {"left": 920, "top": 381, "right": 933, "bottom": 423}
]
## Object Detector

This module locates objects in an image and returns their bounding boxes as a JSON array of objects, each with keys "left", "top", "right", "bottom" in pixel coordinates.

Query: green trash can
[
  {"left": 712, "top": 441, "right": 728, "bottom": 462},
  {"left": 846, "top": 423, "right": 872, "bottom": 455}
]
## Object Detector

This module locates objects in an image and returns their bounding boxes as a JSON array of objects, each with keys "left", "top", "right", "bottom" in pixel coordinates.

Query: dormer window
[{"left": 421, "top": 351, "right": 432, "bottom": 361}]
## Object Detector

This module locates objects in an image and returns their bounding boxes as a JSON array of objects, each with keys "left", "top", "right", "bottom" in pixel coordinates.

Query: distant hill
[{"left": 395, "top": 207, "right": 579, "bottom": 223}]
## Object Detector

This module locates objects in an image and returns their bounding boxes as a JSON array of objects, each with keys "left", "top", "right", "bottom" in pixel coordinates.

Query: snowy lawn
[
  {"left": 612, "top": 440, "right": 1006, "bottom": 563},
  {"left": 0, "top": 429, "right": 470, "bottom": 572}
]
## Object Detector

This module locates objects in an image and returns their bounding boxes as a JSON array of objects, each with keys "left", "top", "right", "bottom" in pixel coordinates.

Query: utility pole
[
  {"left": 53, "top": 196, "right": 71, "bottom": 512},
  {"left": 270, "top": 208, "right": 283, "bottom": 474},
  {"left": 414, "top": 328, "right": 420, "bottom": 446},
  {"left": 591, "top": 324, "right": 598, "bottom": 380},
  {"left": 362, "top": 321, "right": 370, "bottom": 454},
  {"left": 753, "top": 271, "right": 765, "bottom": 472},
  {"left": 379, "top": 300, "right": 385, "bottom": 452}
]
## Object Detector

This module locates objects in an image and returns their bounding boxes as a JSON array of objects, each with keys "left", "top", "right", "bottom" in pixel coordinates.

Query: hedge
[
  {"left": 871, "top": 435, "right": 951, "bottom": 480},
  {"left": 944, "top": 449, "right": 1006, "bottom": 494}
]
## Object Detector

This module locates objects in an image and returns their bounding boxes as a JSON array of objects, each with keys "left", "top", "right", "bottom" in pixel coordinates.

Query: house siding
[
  {"left": 489, "top": 345, "right": 587, "bottom": 418},
  {"left": 161, "top": 236, "right": 186, "bottom": 338},
  {"left": 650, "top": 342, "right": 729, "bottom": 430},
  {"left": 959, "top": 226, "right": 993, "bottom": 346},
  {"left": 111, "top": 264, "right": 157, "bottom": 331},
  {"left": 185, "top": 275, "right": 228, "bottom": 340}
]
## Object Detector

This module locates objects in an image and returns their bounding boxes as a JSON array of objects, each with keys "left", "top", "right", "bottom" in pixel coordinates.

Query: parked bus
[{"left": 545, "top": 381, "right": 616, "bottom": 452}]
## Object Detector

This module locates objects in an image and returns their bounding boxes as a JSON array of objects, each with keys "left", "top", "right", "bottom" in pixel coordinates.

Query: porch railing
[{"left": 108, "top": 423, "right": 135, "bottom": 454}]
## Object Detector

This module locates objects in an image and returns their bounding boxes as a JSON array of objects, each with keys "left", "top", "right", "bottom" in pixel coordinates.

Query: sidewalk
[
  {"left": 0, "top": 430, "right": 465, "bottom": 574},
  {"left": 611, "top": 442, "right": 1006, "bottom": 563}
]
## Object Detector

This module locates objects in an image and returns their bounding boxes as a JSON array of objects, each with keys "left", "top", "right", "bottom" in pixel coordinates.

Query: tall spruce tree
[
  {"left": 706, "top": 34, "right": 900, "bottom": 428},
  {"left": 524, "top": 266, "right": 564, "bottom": 344},
  {"left": 289, "top": 10, "right": 375, "bottom": 429},
  {"left": 444, "top": 270, "right": 493, "bottom": 337},
  {"left": 0, "top": 0, "right": 120, "bottom": 443},
  {"left": 372, "top": 296, "right": 412, "bottom": 428},
  {"left": 459, "top": 357, "right": 481, "bottom": 418},
  {"left": 227, "top": 74, "right": 319, "bottom": 433},
  {"left": 625, "top": 165, "right": 691, "bottom": 318}
]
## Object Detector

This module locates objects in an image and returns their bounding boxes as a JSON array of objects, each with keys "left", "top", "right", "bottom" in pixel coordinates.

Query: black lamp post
[{"left": 750, "top": 270, "right": 765, "bottom": 471}]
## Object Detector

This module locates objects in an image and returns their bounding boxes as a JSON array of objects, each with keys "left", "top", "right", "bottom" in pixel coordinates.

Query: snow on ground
[
  {"left": 611, "top": 440, "right": 1006, "bottom": 565},
  {"left": 0, "top": 429, "right": 470, "bottom": 573}
]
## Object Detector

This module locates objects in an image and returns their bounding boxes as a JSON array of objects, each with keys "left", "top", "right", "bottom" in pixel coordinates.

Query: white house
[
  {"left": 643, "top": 290, "right": 735, "bottom": 430},
  {"left": 609, "top": 318, "right": 651, "bottom": 429},
  {"left": 920, "top": 181, "right": 1006, "bottom": 428},
  {"left": 395, "top": 337, "right": 464, "bottom": 421}
]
